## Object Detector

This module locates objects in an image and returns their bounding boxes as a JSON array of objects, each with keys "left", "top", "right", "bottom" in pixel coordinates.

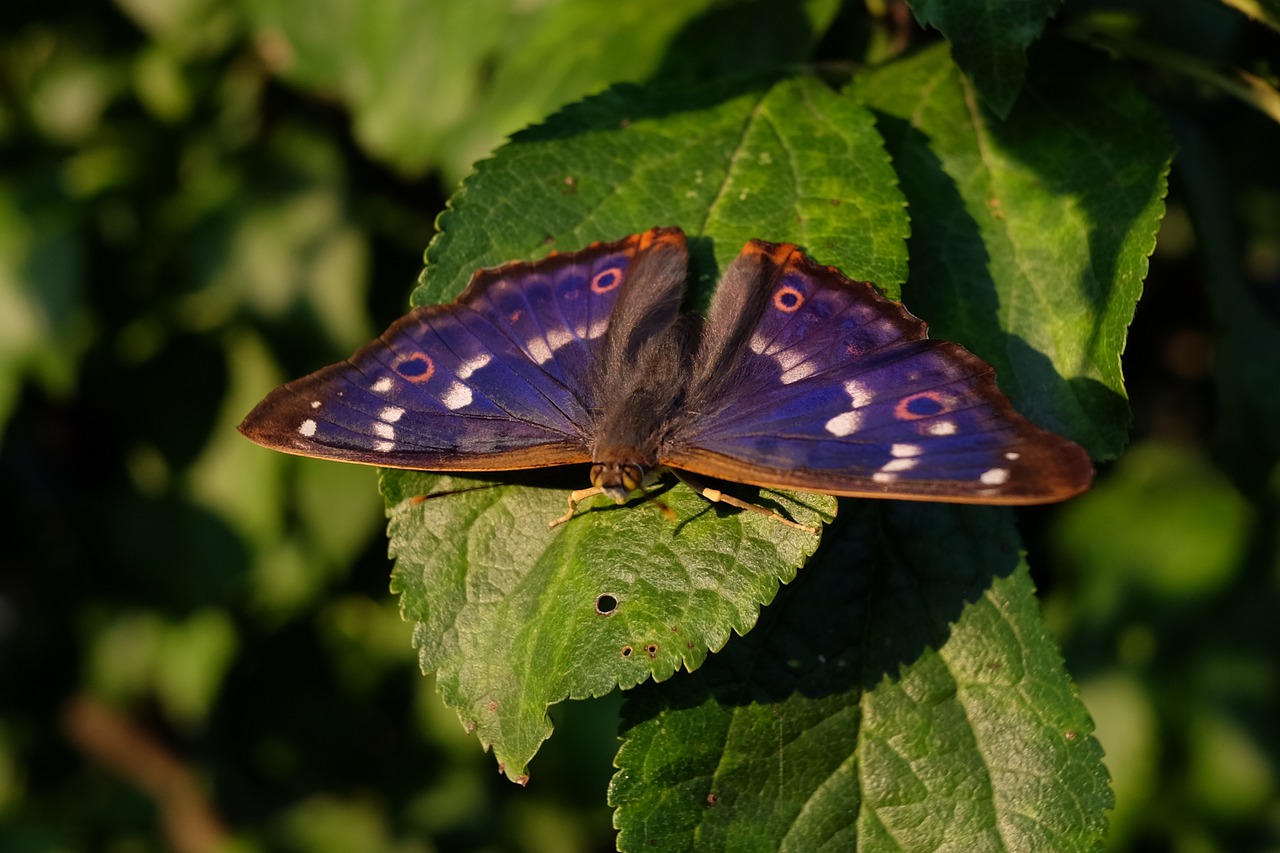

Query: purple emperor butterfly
[{"left": 240, "top": 227, "right": 1092, "bottom": 527}]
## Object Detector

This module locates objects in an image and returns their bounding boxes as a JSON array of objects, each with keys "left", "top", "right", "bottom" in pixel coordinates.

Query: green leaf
[
  {"left": 418, "top": 76, "right": 909, "bottom": 305},
  {"left": 611, "top": 503, "right": 1111, "bottom": 852},
  {"left": 906, "top": 0, "right": 1063, "bottom": 117},
  {"left": 851, "top": 42, "right": 1174, "bottom": 459},
  {"left": 241, "top": 0, "right": 843, "bottom": 183},
  {"left": 386, "top": 75, "right": 906, "bottom": 779},
  {"left": 385, "top": 472, "right": 833, "bottom": 782},
  {"left": 242, "top": 0, "right": 517, "bottom": 181}
]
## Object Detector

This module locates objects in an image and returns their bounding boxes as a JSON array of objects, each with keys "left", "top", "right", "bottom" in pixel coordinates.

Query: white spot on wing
[
  {"left": 880, "top": 457, "right": 917, "bottom": 473},
  {"left": 299, "top": 419, "right": 317, "bottom": 437},
  {"left": 374, "top": 440, "right": 394, "bottom": 453},
  {"left": 1005, "top": 451, "right": 1021, "bottom": 461},
  {"left": 843, "top": 379, "right": 872, "bottom": 408},
  {"left": 873, "top": 471, "right": 897, "bottom": 483},
  {"left": 456, "top": 353, "right": 492, "bottom": 379},
  {"left": 545, "top": 328, "right": 574, "bottom": 355},
  {"left": 926, "top": 420, "right": 957, "bottom": 436},
  {"left": 372, "top": 377, "right": 394, "bottom": 394},
  {"left": 526, "top": 337, "right": 553, "bottom": 364},
  {"left": 310, "top": 400, "right": 322, "bottom": 409},
  {"left": 380, "top": 406, "right": 404, "bottom": 423},
  {"left": 780, "top": 363, "right": 816, "bottom": 383},
  {"left": 823, "top": 380, "right": 877, "bottom": 437},
  {"left": 980, "top": 468, "right": 1010, "bottom": 485},
  {"left": 749, "top": 332, "right": 768, "bottom": 354},
  {"left": 587, "top": 318, "right": 608, "bottom": 340},
  {"left": 442, "top": 382, "right": 472, "bottom": 410},
  {"left": 825, "top": 411, "right": 861, "bottom": 437},
  {"left": 774, "top": 349, "right": 814, "bottom": 384},
  {"left": 373, "top": 422, "right": 395, "bottom": 440},
  {"left": 891, "top": 443, "right": 922, "bottom": 458}
]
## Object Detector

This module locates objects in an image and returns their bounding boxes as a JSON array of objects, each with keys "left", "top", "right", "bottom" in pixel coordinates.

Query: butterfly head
[{"left": 590, "top": 460, "right": 646, "bottom": 503}]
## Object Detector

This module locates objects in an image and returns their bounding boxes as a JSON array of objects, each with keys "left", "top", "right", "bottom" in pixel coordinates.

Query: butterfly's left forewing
[
  {"left": 664, "top": 242, "right": 1093, "bottom": 504},
  {"left": 239, "top": 229, "right": 686, "bottom": 471},
  {"left": 461, "top": 236, "right": 642, "bottom": 391}
]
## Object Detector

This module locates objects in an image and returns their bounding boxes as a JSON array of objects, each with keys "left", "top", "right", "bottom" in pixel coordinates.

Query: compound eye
[
  {"left": 589, "top": 463, "right": 606, "bottom": 488},
  {"left": 621, "top": 464, "right": 644, "bottom": 493}
]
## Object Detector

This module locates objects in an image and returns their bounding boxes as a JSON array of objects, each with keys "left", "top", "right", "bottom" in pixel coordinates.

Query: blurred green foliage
[{"left": 0, "top": 0, "right": 1277, "bottom": 851}]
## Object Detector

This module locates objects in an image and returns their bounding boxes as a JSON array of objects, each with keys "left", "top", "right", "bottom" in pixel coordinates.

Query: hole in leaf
[
  {"left": 644, "top": 643, "right": 658, "bottom": 659},
  {"left": 621, "top": 646, "right": 633, "bottom": 658},
  {"left": 595, "top": 594, "right": 619, "bottom": 615}
]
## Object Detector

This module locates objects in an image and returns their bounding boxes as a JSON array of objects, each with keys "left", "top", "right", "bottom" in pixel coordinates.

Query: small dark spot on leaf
[
  {"left": 988, "top": 661, "right": 1000, "bottom": 672},
  {"left": 595, "top": 593, "right": 619, "bottom": 615},
  {"left": 670, "top": 625, "right": 678, "bottom": 632},
  {"left": 1065, "top": 729, "right": 1078, "bottom": 741},
  {"left": 621, "top": 645, "right": 633, "bottom": 658},
  {"left": 830, "top": 198, "right": 841, "bottom": 206},
  {"left": 705, "top": 792, "right": 719, "bottom": 807},
  {"left": 497, "top": 762, "right": 505, "bottom": 774},
  {"left": 515, "top": 774, "right": 529, "bottom": 787},
  {"left": 487, "top": 700, "right": 498, "bottom": 713},
  {"left": 686, "top": 641, "right": 694, "bottom": 649},
  {"left": 562, "top": 175, "right": 578, "bottom": 194},
  {"left": 620, "top": 118, "right": 631, "bottom": 128},
  {"left": 645, "top": 643, "right": 658, "bottom": 659},
  {"left": 543, "top": 234, "right": 556, "bottom": 245},
  {"left": 464, "top": 721, "right": 476, "bottom": 734}
]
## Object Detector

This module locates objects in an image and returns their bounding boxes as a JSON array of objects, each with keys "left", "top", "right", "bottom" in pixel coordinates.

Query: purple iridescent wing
[
  {"left": 664, "top": 241, "right": 1093, "bottom": 503},
  {"left": 239, "top": 228, "right": 688, "bottom": 471}
]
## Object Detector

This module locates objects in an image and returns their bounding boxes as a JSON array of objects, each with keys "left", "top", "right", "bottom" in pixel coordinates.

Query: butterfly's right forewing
[{"left": 664, "top": 241, "right": 1093, "bottom": 504}]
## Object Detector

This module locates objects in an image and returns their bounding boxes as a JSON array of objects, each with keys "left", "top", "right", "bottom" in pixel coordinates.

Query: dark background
[{"left": 1, "top": 1, "right": 1277, "bottom": 850}]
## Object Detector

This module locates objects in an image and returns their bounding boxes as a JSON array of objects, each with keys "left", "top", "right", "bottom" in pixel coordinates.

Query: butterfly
[{"left": 239, "top": 227, "right": 1092, "bottom": 529}]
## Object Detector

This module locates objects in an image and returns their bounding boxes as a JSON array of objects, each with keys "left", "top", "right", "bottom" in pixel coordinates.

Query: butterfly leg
[
  {"left": 549, "top": 486, "right": 605, "bottom": 529},
  {"left": 549, "top": 485, "right": 678, "bottom": 528},
  {"left": 672, "top": 470, "right": 819, "bottom": 534}
]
